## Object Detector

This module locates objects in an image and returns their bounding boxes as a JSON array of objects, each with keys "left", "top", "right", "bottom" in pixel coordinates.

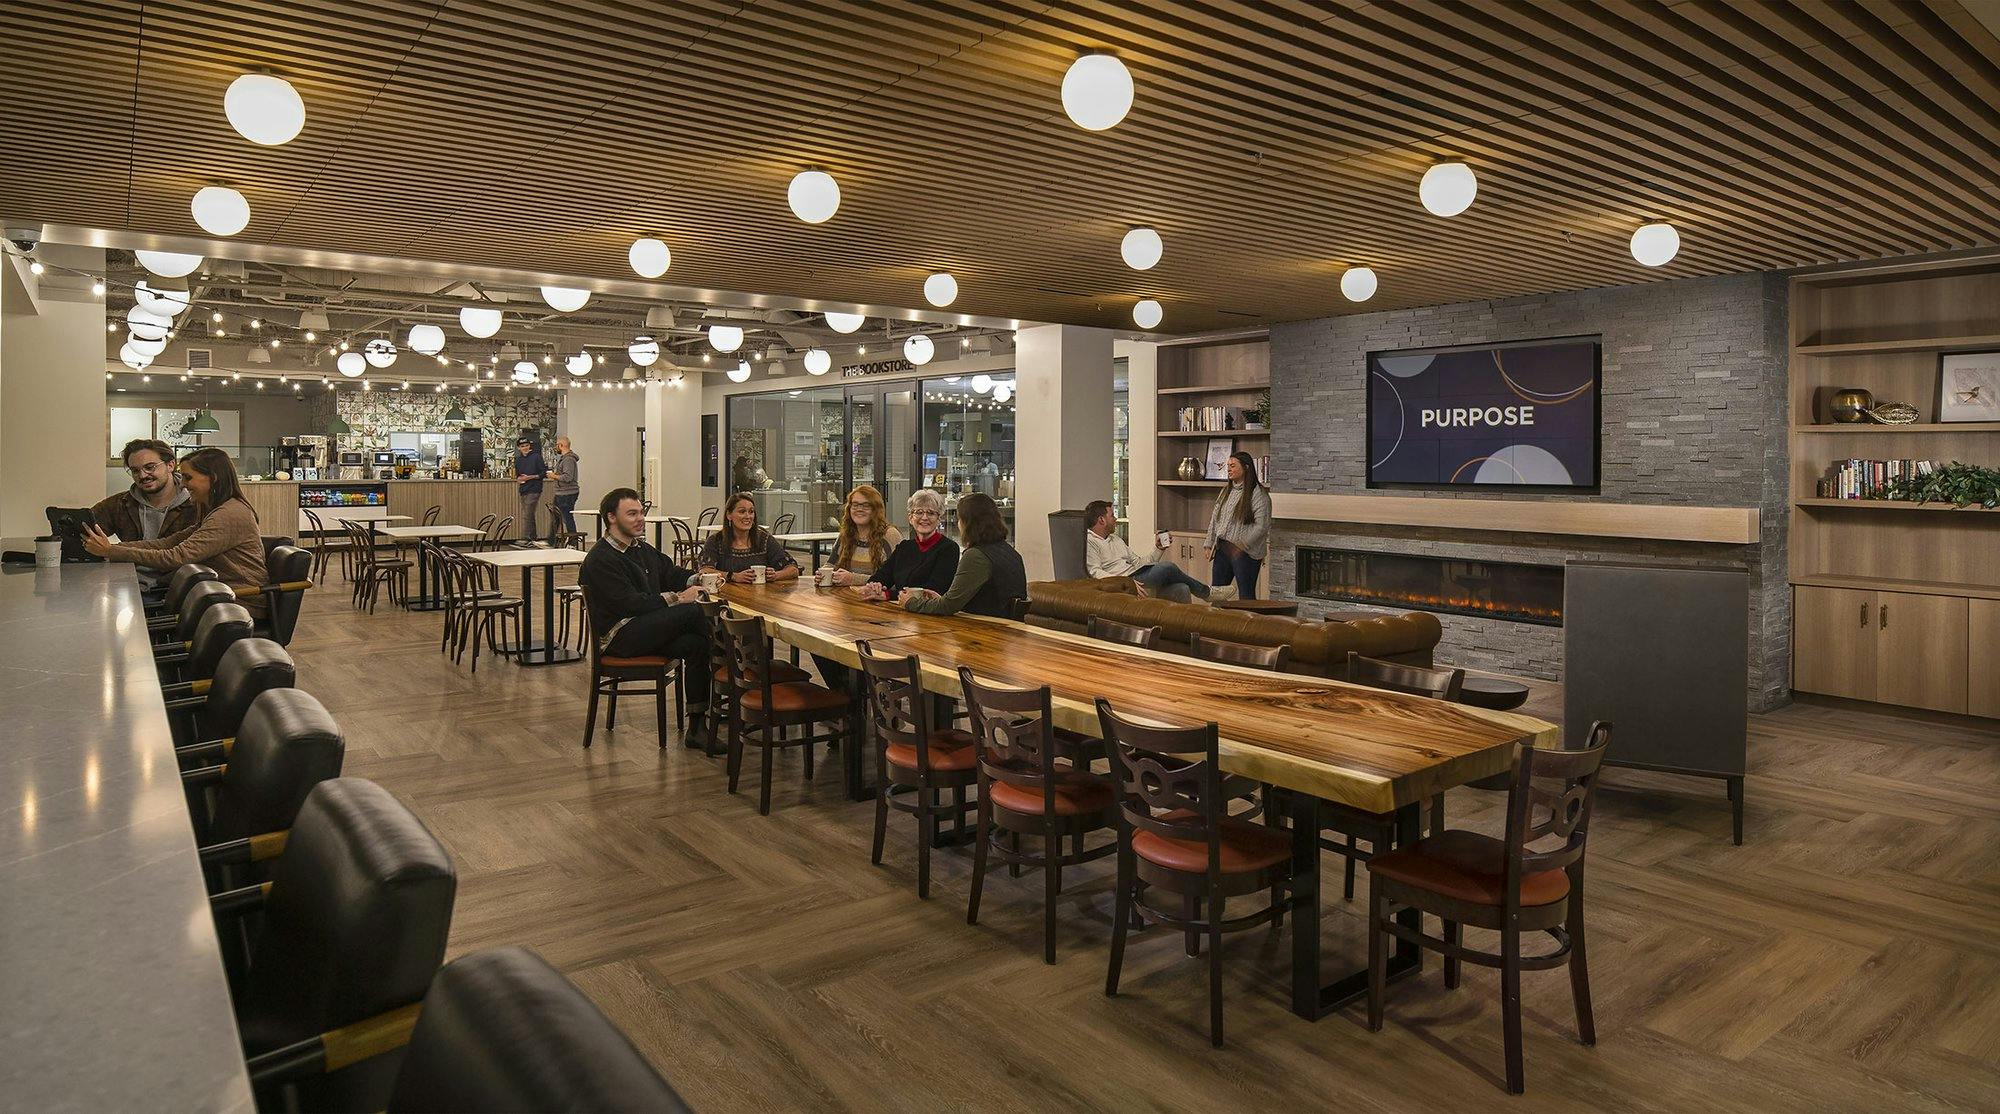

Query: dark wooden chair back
[
  {"left": 772, "top": 512, "right": 796, "bottom": 536},
  {"left": 1087, "top": 615, "right": 1161, "bottom": 650},
  {"left": 422, "top": 505, "right": 441, "bottom": 526},
  {"left": 577, "top": 583, "right": 605, "bottom": 667},
  {"left": 1094, "top": 698, "right": 1230, "bottom": 877},
  {"left": 1004, "top": 597, "right": 1030, "bottom": 621},
  {"left": 1190, "top": 633, "right": 1289, "bottom": 671},
  {"left": 492, "top": 515, "right": 514, "bottom": 544},
  {"left": 957, "top": 667, "right": 1063, "bottom": 797},
  {"left": 1346, "top": 650, "right": 1464, "bottom": 700},
  {"left": 473, "top": 514, "right": 497, "bottom": 550},
  {"left": 856, "top": 640, "right": 940, "bottom": 772},
  {"left": 698, "top": 506, "right": 719, "bottom": 528},
  {"left": 1504, "top": 722, "right": 1612, "bottom": 890},
  {"left": 719, "top": 613, "right": 777, "bottom": 710},
  {"left": 670, "top": 518, "right": 699, "bottom": 565}
]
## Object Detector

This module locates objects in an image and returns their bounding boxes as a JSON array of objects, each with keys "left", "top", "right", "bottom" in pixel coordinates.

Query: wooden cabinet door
[
  {"left": 1964, "top": 598, "right": 1998, "bottom": 719},
  {"left": 1873, "top": 591, "right": 1968, "bottom": 714},
  {"left": 1793, "top": 586, "right": 1878, "bottom": 701},
  {"left": 1167, "top": 531, "right": 1207, "bottom": 580}
]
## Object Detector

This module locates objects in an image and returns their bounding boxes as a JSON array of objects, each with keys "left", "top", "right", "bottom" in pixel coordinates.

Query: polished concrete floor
[{"left": 292, "top": 561, "right": 2000, "bottom": 1112}]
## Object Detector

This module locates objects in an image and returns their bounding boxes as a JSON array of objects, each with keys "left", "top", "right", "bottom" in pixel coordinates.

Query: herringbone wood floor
[{"left": 292, "top": 563, "right": 2000, "bottom": 1112}]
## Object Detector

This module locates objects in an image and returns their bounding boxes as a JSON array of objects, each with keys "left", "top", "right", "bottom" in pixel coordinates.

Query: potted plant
[{"left": 1244, "top": 388, "right": 1270, "bottom": 430}]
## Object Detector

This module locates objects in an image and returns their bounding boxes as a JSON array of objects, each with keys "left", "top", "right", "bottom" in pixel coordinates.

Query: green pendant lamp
[
  {"left": 442, "top": 400, "right": 467, "bottom": 425},
  {"left": 183, "top": 408, "right": 222, "bottom": 434},
  {"left": 327, "top": 414, "right": 352, "bottom": 437}
]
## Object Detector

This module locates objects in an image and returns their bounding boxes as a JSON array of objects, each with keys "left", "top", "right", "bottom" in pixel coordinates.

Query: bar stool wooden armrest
[
  {"left": 208, "top": 880, "right": 273, "bottom": 919},
  {"left": 197, "top": 828, "right": 290, "bottom": 868},
  {"left": 245, "top": 1003, "right": 423, "bottom": 1090}
]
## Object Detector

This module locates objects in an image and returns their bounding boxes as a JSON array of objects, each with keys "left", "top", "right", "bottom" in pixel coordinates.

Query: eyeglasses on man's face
[{"left": 127, "top": 460, "right": 170, "bottom": 478}]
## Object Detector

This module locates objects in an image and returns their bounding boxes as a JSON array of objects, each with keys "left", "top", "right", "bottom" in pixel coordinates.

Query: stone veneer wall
[
  {"left": 306, "top": 391, "right": 558, "bottom": 471},
  {"left": 1268, "top": 271, "right": 1790, "bottom": 712}
]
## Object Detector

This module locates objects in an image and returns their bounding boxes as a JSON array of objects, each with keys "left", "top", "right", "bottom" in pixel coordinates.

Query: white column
[
  {"left": 1013, "top": 324, "right": 1114, "bottom": 581},
  {"left": 1, "top": 246, "right": 108, "bottom": 536},
  {"left": 644, "top": 373, "right": 703, "bottom": 519}
]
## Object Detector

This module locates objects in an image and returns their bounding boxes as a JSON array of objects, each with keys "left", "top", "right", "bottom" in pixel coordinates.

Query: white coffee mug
[
  {"left": 750, "top": 564, "right": 768, "bottom": 584},
  {"left": 700, "top": 572, "right": 723, "bottom": 592},
  {"left": 816, "top": 566, "right": 835, "bottom": 587}
]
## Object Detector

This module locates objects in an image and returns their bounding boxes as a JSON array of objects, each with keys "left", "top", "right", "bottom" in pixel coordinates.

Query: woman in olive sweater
[{"left": 900, "top": 493, "right": 1024, "bottom": 618}]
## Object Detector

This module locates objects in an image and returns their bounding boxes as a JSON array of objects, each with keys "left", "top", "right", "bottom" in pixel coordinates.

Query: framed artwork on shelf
[
  {"left": 1204, "top": 437, "right": 1236, "bottom": 479},
  {"left": 1938, "top": 352, "right": 1999, "bottom": 422}
]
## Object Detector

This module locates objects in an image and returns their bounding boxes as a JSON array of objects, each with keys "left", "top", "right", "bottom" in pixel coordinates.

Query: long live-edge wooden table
[{"left": 717, "top": 581, "right": 1559, "bottom": 1021}]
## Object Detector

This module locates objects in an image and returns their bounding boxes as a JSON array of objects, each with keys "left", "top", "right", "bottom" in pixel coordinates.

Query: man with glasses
[{"left": 92, "top": 438, "right": 197, "bottom": 586}]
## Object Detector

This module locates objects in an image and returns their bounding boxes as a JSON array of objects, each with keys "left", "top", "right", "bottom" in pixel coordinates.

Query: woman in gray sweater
[
  {"left": 1203, "top": 451, "right": 1273, "bottom": 599},
  {"left": 545, "top": 436, "right": 581, "bottom": 540}
]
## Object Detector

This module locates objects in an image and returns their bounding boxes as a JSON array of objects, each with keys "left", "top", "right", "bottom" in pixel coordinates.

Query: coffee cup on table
[
  {"left": 816, "top": 566, "right": 835, "bottom": 588},
  {"left": 699, "top": 572, "right": 723, "bottom": 593},
  {"left": 750, "top": 564, "right": 768, "bottom": 584}
]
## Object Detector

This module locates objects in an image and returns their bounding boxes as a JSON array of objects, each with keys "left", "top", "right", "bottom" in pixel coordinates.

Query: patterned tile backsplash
[{"left": 307, "top": 391, "right": 557, "bottom": 470}]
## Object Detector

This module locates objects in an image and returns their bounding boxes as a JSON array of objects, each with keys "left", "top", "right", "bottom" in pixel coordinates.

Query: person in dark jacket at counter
[
  {"left": 578, "top": 487, "right": 711, "bottom": 747},
  {"left": 514, "top": 436, "right": 545, "bottom": 542},
  {"left": 92, "top": 437, "right": 198, "bottom": 588},
  {"left": 900, "top": 493, "right": 1025, "bottom": 618}
]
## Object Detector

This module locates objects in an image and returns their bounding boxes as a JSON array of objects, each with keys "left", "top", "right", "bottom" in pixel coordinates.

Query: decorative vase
[
  {"left": 1177, "top": 457, "right": 1200, "bottom": 480},
  {"left": 1829, "top": 387, "right": 1873, "bottom": 423}
]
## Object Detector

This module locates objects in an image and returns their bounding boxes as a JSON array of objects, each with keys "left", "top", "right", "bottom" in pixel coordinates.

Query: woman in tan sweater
[{"left": 83, "top": 446, "right": 268, "bottom": 602}]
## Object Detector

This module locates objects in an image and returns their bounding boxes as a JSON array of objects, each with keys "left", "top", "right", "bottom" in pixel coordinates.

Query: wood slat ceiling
[{"left": 2, "top": 0, "right": 1997, "bottom": 333}]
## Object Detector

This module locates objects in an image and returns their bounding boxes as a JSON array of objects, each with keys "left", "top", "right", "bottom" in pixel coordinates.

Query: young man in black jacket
[{"left": 579, "top": 487, "right": 711, "bottom": 747}]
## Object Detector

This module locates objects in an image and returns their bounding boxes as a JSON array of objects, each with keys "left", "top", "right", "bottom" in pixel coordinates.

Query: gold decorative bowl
[{"left": 1829, "top": 387, "right": 1873, "bottom": 423}]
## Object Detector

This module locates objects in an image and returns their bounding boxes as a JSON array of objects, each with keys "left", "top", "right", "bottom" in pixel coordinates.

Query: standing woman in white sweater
[{"left": 1203, "top": 451, "right": 1273, "bottom": 599}]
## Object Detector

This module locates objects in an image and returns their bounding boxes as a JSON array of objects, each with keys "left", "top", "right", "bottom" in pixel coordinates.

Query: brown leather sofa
[{"left": 1025, "top": 578, "right": 1442, "bottom": 675}]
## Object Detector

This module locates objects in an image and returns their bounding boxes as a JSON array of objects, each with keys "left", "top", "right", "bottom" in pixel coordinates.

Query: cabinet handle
[
  {"left": 1860, "top": 602, "right": 1868, "bottom": 628},
  {"left": 1879, "top": 604, "right": 1888, "bottom": 630}
]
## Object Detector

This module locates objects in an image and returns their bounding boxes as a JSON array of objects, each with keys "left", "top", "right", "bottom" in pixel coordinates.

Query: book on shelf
[
  {"left": 1175, "top": 405, "right": 1249, "bottom": 433},
  {"left": 1815, "top": 458, "right": 1935, "bottom": 499}
]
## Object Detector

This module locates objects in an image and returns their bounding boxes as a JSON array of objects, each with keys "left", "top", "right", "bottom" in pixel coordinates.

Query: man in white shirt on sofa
[{"left": 1082, "top": 500, "right": 1232, "bottom": 604}]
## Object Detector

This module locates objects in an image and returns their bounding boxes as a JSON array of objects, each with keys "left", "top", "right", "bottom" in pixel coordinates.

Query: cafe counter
[{"left": 243, "top": 478, "right": 524, "bottom": 536}]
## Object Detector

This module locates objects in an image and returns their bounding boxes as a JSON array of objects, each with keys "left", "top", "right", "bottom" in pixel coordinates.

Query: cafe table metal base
[
  {"left": 466, "top": 547, "right": 587, "bottom": 667},
  {"left": 1287, "top": 793, "right": 1423, "bottom": 1019}
]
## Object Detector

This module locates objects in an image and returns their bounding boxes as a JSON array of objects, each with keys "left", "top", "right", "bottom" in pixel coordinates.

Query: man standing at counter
[
  {"left": 92, "top": 438, "right": 198, "bottom": 588},
  {"left": 514, "top": 436, "right": 545, "bottom": 542}
]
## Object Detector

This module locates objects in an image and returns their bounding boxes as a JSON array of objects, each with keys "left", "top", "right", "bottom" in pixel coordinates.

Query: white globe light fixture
[
  {"left": 336, "top": 352, "right": 366, "bottom": 377},
  {"left": 364, "top": 338, "right": 398, "bottom": 368},
  {"left": 727, "top": 361, "right": 752, "bottom": 383},
  {"left": 512, "top": 361, "right": 538, "bottom": 384},
  {"left": 407, "top": 323, "right": 445, "bottom": 355},
  {"left": 136, "top": 250, "right": 203, "bottom": 279},
  {"left": 565, "top": 352, "right": 593, "bottom": 376},
  {"left": 993, "top": 383, "right": 1013, "bottom": 403},
  {"left": 627, "top": 336, "right": 661, "bottom": 367},
  {"left": 540, "top": 285, "right": 590, "bottom": 312},
  {"left": 923, "top": 271, "right": 958, "bottom": 308},
  {"left": 823, "top": 311, "right": 864, "bottom": 334},
  {"left": 708, "top": 324, "right": 744, "bottom": 353},
  {"left": 126, "top": 333, "right": 168, "bottom": 358},
  {"left": 1132, "top": 298, "right": 1164, "bottom": 329},
  {"left": 459, "top": 306, "right": 502, "bottom": 338},
  {"left": 224, "top": 73, "right": 305, "bottom": 145},
  {"left": 971, "top": 373, "right": 994, "bottom": 394},
  {"left": 1630, "top": 222, "right": 1681, "bottom": 267},
  {"left": 627, "top": 237, "right": 672, "bottom": 278},
  {"left": 904, "top": 334, "right": 935, "bottom": 365},
  {"left": 133, "top": 281, "right": 190, "bottom": 317},
  {"left": 126, "top": 304, "right": 172, "bottom": 342},
  {"left": 190, "top": 186, "right": 251, "bottom": 236},
  {"left": 787, "top": 170, "right": 841, "bottom": 224},
  {"left": 1418, "top": 161, "right": 1478, "bottom": 217},
  {"left": 1340, "top": 265, "right": 1379, "bottom": 303},
  {"left": 119, "top": 343, "right": 152, "bottom": 370},
  {"left": 1061, "top": 53, "right": 1134, "bottom": 131},
  {"left": 803, "top": 348, "right": 832, "bottom": 376},
  {"left": 1120, "top": 226, "right": 1163, "bottom": 270}
]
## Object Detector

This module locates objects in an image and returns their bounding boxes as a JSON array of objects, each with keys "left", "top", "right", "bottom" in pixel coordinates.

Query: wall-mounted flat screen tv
[{"left": 1366, "top": 336, "right": 1601, "bottom": 491}]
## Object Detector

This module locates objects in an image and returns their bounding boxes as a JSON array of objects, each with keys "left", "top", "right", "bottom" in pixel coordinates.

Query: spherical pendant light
[
  {"left": 136, "top": 250, "right": 203, "bottom": 279},
  {"left": 628, "top": 237, "right": 672, "bottom": 278},
  {"left": 541, "top": 285, "right": 590, "bottom": 312},
  {"left": 1630, "top": 222, "right": 1680, "bottom": 267},
  {"left": 1418, "top": 162, "right": 1478, "bottom": 217},
  {"left": 119, "top": 343, "right": 152, "bottom": 370},
  {"left": 803, "top": 348, "right": 832, "bottom": 376},
  {"left": 224, "top": 73, "right": 305, "bottom": 145},
  {"left": 566, "top": 352, "right": 593, "bottom": 377},
  {"left": 787, "top": 170, "right": 841, "bottom": 224},
  {"left": 459, "top": 306, "right": 502, "bottom": 338},
  {"left": 512, "top": 361, "right": 538, "bottom": 384},
  {"left": 126, "top": 333, "right": 168, "bottom": 358},
  {"left": 191, "top": 186, "right": 250, "bottom": 236},
  {"left": 923, "top": 272, "right": 958, "bottom": 308},
  {"left": 708, "top": 324, "right": 744, "bottom": 353},
  {"left": 993, "top": 383, "right": 1014, "bottom": 404},
  {"left": 337, "top": 351, "right": 366, "bottom": 377},
  {"left": 364, "top": 338, "right": 398, "bottom": 368},
  {"left": 407, "top": 323, "right": 445, "bottom": 355},
  {"left": 904, "top": 334, "right": 935, "bottom": 365},
  {"left": 126, "top": 304, "right": 172, "bottom": 342},
  {"left": 823, "top": 311, "right": 864, "bottom": 334},
  {"left": 727, "top": 361, "right": 752, "bottom": 383},
  {"left": 1340, "top": 265, "right": 1379, "bottom": 303},
  {"left": 1120, "top": 226, "right": 1163, "bottom": 270},
  {"left": 1061, "top": 53, "right": 1134, "bottom": 131},
  {"left": 1132, "top": 298, "right": 1164, "bottom": 329},
  {"left": 133, "top": 281, "right": 190, "bottom": 317},
  {"left": 627, "top": 336, "right": 661, "bottom": 366},
  {"left": 970, "top": 373, "right": 993, "bottom": 394}
]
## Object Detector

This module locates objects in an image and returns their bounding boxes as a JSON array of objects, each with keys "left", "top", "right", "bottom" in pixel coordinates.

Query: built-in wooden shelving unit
[
  {"left": 1151, "top": 336, "right": 1272, "bottom": 594},
  {"left": 1787, "top": 253, "right": 2000, "bottom": 717}
]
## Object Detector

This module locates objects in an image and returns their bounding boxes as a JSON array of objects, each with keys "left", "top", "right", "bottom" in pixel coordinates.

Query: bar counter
[
  {"left": 0, "top": 553, "right": 254, "bottom": 1112},
  {"left": 244, "top": 477, "right": 520, "bottom": 536}
]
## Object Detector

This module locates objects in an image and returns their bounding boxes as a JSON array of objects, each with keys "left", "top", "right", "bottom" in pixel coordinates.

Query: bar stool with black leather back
[
  {"left": 183, "top": 689, "right": 344, "bottom": 880},
  {"left": 146, "top": 562, "right": 218, "bottom": 616},
  {"left": 700, "top": 596, "right": 808, "bottom": 759},
  {"left": 383, "top": 946, "right": 689, "bottom": 1113},
  {"left": 1004, "top": 596, "right": 1030, "bottom": 621},
  {"left": 1095, "top": 697, "right": 1294, "bottom": 1047},
  {"left": 242, "top": 544, "right": 313, "bottom": 646},
  {"left": 149, "top": 577, "right": 235, "bottom": 641},
  {"left": 156, "top": 601, "right": 254, "bottom": 686},
  {"left": 578, "top": 583, "right": 682, "bottom": 750},
  {"left": 1367, "top": 722, "right": 1613, "bottom": 1094},
  {"left": 721, "top": 613, "right": 851, "bottom": 815},
  {"left": 959, "top": 668, "right": 1118, "bottom": 964},
  {"left": 166, "top": 638, "right": 296, "bottom": 752},
  {"left": 221, "top": 778, "right": 456, "bottom": 1113},
  {"left": 1086, "top": 615, "right": 1161, "bottom": 650},
  {"left": 857, "top": 641, "right": 979, "bottom": 898}
]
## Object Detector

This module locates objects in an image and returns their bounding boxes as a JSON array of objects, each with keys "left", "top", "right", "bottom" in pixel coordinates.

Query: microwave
[{"left": 339, "top": 452, "right": 365, "bottom": 466}]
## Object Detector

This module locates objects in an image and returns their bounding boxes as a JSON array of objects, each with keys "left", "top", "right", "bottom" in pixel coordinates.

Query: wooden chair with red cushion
[
  {"left": 959, "top": 668, "right": 1118, "bottom": 965},
  {"left": 857, "top": 641, "right": 978, "bottom": 898},
  {"left": 720, "top": 614, "right": 852, "bottom": 815},
  {"left": 700, "top": 597, "right": 808, "bottom": 759},
  {"left": 1366, "top": 722, "right": 1612, "bottom": 1094},
  {"left": 577, "top": 584, "right": 682, "bottom": 750},
  {"left": 1095, "top": 697, "right": 1294, "bottom": 1048}
]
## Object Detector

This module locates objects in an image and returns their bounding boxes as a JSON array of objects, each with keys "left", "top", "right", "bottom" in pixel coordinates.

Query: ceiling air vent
[{"left": 185, "top": 348, "right": 214, "bottom": 370}]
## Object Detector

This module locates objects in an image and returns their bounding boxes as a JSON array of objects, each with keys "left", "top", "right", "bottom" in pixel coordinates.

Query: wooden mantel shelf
[{"left": 1269, "top": 492, "right": 1761, "bottom": 544}]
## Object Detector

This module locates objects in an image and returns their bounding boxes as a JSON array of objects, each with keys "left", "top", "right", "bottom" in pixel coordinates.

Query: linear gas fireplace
[{"left": 1296, "top": 546, "right": 1564, "bottom": 626}]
